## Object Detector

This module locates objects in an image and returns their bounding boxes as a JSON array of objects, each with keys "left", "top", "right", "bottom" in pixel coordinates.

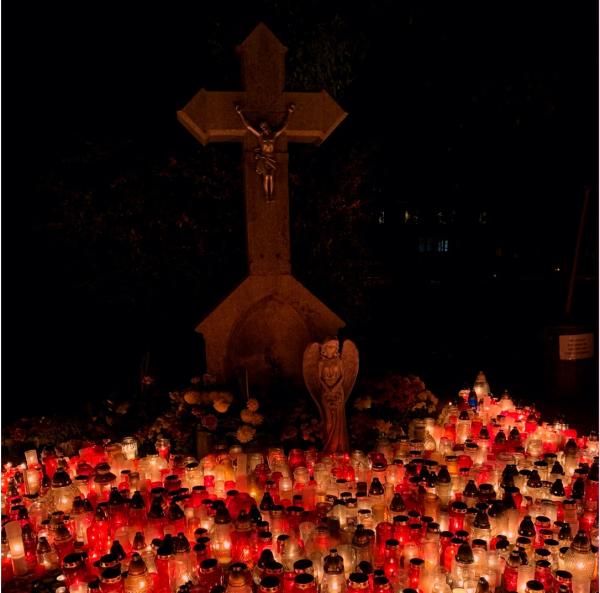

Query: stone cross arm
[{"left": 177, "top": 89, "right": 346, "bottom": 146}]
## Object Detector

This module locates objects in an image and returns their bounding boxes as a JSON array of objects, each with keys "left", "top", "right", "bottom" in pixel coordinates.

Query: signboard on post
[{"left": 559, "top": 333, "right": 594, "bottom": 361}]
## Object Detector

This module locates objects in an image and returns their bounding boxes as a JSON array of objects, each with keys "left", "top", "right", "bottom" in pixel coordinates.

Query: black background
[{"left": 3, "top": 1, "right": 599, "bottom": 427}]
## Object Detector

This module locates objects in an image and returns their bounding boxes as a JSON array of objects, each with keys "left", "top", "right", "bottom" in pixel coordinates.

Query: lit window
[{"left": 437, "top": 239, "right": 449, "bottom": 252}]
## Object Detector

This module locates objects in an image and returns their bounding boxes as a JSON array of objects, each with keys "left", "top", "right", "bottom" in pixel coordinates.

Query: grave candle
[
  {"left": 563, "top": 529, "right": 596, "bottom": 580},
  {"left": 183, "top": 462, "right": 203, "bottom": 491},
  {"left": 5, "top": 521, "right": 28, "bottom": 576},
  {"left": 279, "top": 476, "right": 293, "bottom": 503},
  {"left": 25, "top": 468, "right": 41, "bottom": 495},
  {"left": 25, "top": 450, "right": 39, "bottom": 469},
  {"left": 155, "top": 437, "right": 170, "bottom": 461},
  {"left": 120, "top": 436, "right": 138, "bottom": 461},
  {"left": 211, "top": 503, "right": 233, "bottom": 564},
  {"left": 35, "top": 535, "right": 59, "bottom": 572},
  {"left": 124, "top": 552, "right": 152, "bottom": 592},
  {"left": 99, "top": 566, "right": 123, "bottom": 592},
  {"left": 572, "top": 576, "right": 592, "bottom": 593},
  {"left": 1, "top": 374, "right": 598, "bottom": 593},
  {"left": 408, "top": 556, "right": 424, "bottom": 589},
  {"left": 62, "top": 552, "right": 87, "bottom": 589},
  {"left": 516, "top": 563, "right": 535, "bottom": 593},
  {"left": 92, "top": 463, "right": 116, "bottom": 502},
  {"left": 292, "top": 572, "right": 317, "bottom": 592}
]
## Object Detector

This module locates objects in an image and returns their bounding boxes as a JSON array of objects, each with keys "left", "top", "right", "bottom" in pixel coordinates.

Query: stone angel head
[{"left": 320, "top": 337, "right": 340, "bottom": 359}]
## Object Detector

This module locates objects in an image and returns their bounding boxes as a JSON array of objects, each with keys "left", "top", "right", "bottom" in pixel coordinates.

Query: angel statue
[{"left": 303, "top": 337, "right": 359, "bottom": 453}]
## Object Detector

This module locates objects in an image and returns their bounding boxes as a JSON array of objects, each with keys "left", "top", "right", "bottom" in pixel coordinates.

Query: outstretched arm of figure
[
  {"left": 273, "top": 103, "right": 295, "bottom": 139},
  {"left": 235, "top": 104, "right": 261, "bottom": 138}
]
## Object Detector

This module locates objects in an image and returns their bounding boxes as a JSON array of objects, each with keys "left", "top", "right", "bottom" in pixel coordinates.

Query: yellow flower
[
  {"left": 210, "top": 391, "right": 233, "bottom": 413},
  {"left": 183, "top": 390, "right": 202, "bottom": 405},
  {"left": 236, "top": 425, "right": 256, "bottom": 444},
  {"left": 375, "top": 419, "right": 392, "bottom": 435},
  {"left": 246, "top": 398, "right": 260, "bottom": 412},
  {"left": 213, "top": 398, "right": 231, "bottom": 414},
  {"left": 241, "top": 409, "right": 264, "bottom": 426}
]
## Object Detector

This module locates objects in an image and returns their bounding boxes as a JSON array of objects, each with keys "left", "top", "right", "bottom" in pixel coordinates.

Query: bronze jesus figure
[{"left": 235, "top": 103, "right": 295, "bottom": 201}]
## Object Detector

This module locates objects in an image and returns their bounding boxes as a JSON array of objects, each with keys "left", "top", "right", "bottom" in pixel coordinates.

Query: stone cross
[{"left": 177, "top": 24, "right": 346, "bottom": 387}]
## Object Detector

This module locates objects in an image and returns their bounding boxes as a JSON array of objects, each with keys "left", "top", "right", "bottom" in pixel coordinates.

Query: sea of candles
[{"left": 1, "top": 377, "right": 598, "bottom": 593}]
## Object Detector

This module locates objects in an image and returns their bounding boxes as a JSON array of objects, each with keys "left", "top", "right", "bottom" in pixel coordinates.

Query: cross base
[{"left": 197, "top": 274, "right": 344, "bottom": 390}]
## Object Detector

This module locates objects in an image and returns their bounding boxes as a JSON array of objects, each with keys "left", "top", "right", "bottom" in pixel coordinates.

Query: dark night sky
[
  {"left": 4, "top": 2, "right": 599, "bottom": 421},
  {"left": 12, "top": 3, "right": 597, "bottom": 174}
]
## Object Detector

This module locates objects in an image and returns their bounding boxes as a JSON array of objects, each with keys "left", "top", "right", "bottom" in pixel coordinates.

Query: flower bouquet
[{"left": 349, "top": 373, "right": 440, "bottom": 451}]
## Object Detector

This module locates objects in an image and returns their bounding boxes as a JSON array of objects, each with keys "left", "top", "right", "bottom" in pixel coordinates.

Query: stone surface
[
  {"left": 178, "top": 23, "right": 347, "bottom": 386},
  {"left": 198, "top": 274, "right": 344, "bottom": 388},
  {"left": 303, "top": 338, "right": 359, "bottom": 453}
]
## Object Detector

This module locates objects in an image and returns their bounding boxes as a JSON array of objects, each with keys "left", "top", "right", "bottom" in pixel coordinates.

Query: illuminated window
[
  {"left": 419, "top": 238, "right": 448, "bottom": 253},
  {"left": 437, "top": 239, "right": 449, "bottom": 252}
]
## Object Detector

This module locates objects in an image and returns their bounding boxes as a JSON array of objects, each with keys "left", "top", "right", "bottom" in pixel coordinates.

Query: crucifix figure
[
  {"left": 235, "top": 102, "right": 295, "bottom": 201},
  {"left": 177, "top": 23, "right": 347, "bottom": 387}
]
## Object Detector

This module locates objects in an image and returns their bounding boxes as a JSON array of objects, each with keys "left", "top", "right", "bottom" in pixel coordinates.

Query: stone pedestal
[{"left": 197, "top": 274, "right": 344, "bottom": 388}]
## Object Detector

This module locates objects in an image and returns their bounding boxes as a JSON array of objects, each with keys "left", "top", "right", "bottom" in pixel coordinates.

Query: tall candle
[
  {"left": 5, "top": 521, "right": 27, "bottom": 576},
  {"left": 24, "top": 450, "right": 39, "bottom": 468},
  {"left": 25, "top": 468, "right": 40, "bottom": 495}
]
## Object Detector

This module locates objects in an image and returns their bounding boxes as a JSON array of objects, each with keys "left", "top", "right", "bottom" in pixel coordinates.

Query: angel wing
[
  {"left": 341, "top": 339, "right": 359, "bottom": 402},
  {"left": 302, "top": 342, "right": 324, "bottom": 422}
]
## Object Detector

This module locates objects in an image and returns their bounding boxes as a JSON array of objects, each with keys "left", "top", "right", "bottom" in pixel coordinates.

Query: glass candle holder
[
  {"left": 155, "top": 437, "right": 171, "bottom": 460},
  {"left": 563, "top": 530, "right": 596, "bottom": 579},
  {"left": 124, "top": 553, "right": 153, "bottom": 592},
  {"left": 25, "top": 468, "right": 41, "bottom": 495},
  {"left": 248, "top": 453, "right": 264, "bottom": 473},
  {"left": 299, "top": 521, "right": 315, "bottom": 549},
  {"left": 449, "top": 501, "right": 468, "bottom": 533},
  {"left": 24, "top": 450, "right": 39, "bottom": 469},
  {"left": 91, "top": 463, "right": 116, "bottom": 502},
  {"left": 571, "top": 576, "right": 592, "bottom": 593},
  {"left": 62, "top": 552, "right": 87, "bottom": 589},
  {"left": 5, "top": 521, "right": 27, "bottom": 576},
  {"left": 516, "top": 564, "right": 535, "bottom": 592},
  {"left": 184, "top": 462, "right": 204, "bottom": 490},
  {"left": 44, "top": 469, "right": 81, "bottom": 513},
  {"left": 121, "top": 437, "right": 138, "bottom": 461},
  {"left": 100, "top": 566, "right": 123, "bottom": 592},
  {"left": 74, "top": 475, "right": 90, "bottom": 499},
  {"left": 287, "top": 449, "right": 305, "bottom": 471}
]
